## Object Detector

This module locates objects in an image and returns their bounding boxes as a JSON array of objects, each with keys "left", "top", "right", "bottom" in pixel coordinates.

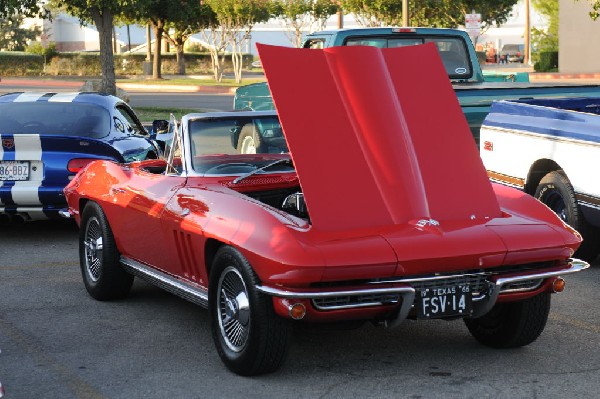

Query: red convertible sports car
[{"left": 64, "top": 43, "right": 589, "bottom": 376}]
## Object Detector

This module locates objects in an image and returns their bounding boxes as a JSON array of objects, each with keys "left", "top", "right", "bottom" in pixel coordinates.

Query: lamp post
[{"left": 403, "top": 0, "right": 409, "bottom": 26}]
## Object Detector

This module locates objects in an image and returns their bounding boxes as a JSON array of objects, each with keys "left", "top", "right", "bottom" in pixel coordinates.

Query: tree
[
  {"left": 339, "top": 0, "right": 518, "bottom": 29},
  {"left": 205, "top": 0, "right": 272, "bottom": 83},
  {"left": 0, "top": 0, "right": 42, "bottom": 18},
  {"left": 0, "top": 14, "right": 40, "bottom": 51},
  {"left": 131, "top": 0, "right": 174, "bottom": 80},
  {"left": 163, "top": 2, "right": 216, "bottom": 75},
  {"left": 576, "top": 0, "right": 600, "bottom": 20},
  {"left": 530, "top": 0, "right": 558, "bottom": 64},
  {"left": 273, "top": 0, "right": 338, "bottom": 47},
  {"left": 50, "top": 0, "right": 133, "bottom": 95}
]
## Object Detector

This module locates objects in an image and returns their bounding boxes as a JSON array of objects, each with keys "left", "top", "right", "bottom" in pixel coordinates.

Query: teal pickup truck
[{"left": 234, "top": 27, "right": 600, "bottom": 145}]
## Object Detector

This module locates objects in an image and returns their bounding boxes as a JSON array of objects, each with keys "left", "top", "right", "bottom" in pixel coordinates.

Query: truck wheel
[
  {"left": 236, "top": 124, "right": 266, "bottom": 154},
  {"left": 209, "top": 246, "right": 290, "bottom": 376},
  {"left": 79, "top": 201, "right": 134, "bottom": 300},
  {"left": 535, "top": 170, "right": 600, "bottom": 262},
  {"left": 464, "top": 292, "right": 550, "bottom": 348}
]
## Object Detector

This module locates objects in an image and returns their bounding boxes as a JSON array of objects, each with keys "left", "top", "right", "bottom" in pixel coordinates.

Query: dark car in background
[
  {"left": 0, "top": 92, "right": 160, "bottom": 223},
  {"left": 499, "top": 44, "right": 525, "bottom": 63}
]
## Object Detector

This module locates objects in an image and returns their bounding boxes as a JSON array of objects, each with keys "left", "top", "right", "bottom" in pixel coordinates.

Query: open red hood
[{"left": 257, "top": 43, "right": 501, "bottom": 232}]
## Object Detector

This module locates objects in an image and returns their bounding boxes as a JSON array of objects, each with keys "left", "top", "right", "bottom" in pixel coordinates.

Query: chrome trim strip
[
  {"left": 120, "top": 256, "right": 208, "bottom": 308},
  {"left": 255, "top": 285, "right": 414, "bottom": 299},
  {"left": 471, "top": 258, "right": 589, "bottom": 317},
  {"left": 313, "top": 300, "right": 399, "bottom": 311}
]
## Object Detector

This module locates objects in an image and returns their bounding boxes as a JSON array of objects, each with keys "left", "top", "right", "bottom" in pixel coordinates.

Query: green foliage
[
  {"left": 533, "top": 51, "right": 558, "bottom": 72},
  {"left": 530, "top": 0, "right": 558, "bottom": 65},
  {"left": 273, "top": 0, "right": 339, "bottom": 46},
  {"left": 338, "top": 0, "right": 518, "bottom": 28},
  {"left": 0, "top": 14, "right": 40, "bottom": 51},
  {"left": 576, "top": 0, "right": 600, "bottom": 20},
  {"left": 26, "top": 42, "right": 59, "bottom": 62},
  {"left": 0, "top": 0, "right": 42, "bottom": 18},
  {"left": 0, "top": 51, "right": 44, "bottom": 75}
]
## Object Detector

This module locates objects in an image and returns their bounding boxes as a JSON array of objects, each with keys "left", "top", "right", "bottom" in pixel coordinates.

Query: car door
[{"left": 109, "top": 165, "right": 186, "bottom": 273}]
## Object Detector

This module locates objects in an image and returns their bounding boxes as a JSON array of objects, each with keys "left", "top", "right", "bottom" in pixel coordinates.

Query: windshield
[
  {"left": 188, "top": 115, "right": 290, "bottom": 175},
  {"left": 345, "top": 36, "right": 471, "bottom": 79},
  {"left": 0, "top": 102, "right": 111, "bottom": 138}
]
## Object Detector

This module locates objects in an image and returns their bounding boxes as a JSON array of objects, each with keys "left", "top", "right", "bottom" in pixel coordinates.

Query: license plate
[
  {"left": 0, "top": 161, "right": 30, "bottom": 181},
  {"left": 417, "top": 284, "right": 473, "bottom": 319}
]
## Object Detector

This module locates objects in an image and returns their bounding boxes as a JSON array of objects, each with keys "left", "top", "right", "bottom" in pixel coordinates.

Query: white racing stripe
[
  {"left": 49, "top": 93, "right": 79, "bottom": 102},
  {"left": 11, "top": 134, "right": 42, "bottom": 205},
  {"left": 13, "top": 135, "right": 43, "bottom": 161},
  {"left": 13, "top": 93, "right": 46, "bottom": 102}
]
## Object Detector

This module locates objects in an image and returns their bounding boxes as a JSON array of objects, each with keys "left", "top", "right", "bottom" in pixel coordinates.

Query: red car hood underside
[{"left": 257, "top": 43, "right": 501, "bottom": 232}]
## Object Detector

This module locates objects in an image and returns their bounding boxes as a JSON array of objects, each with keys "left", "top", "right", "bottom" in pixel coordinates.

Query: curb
[
  {"left": 0, "top": 79, "right": 84, "bottom": 88},
  {"left": 1, "top": 78, "right": 240, "bottom": 94},
  {"left": 116, "top": 83, "right": 238, "bottom": 94},
  {"left": 530, "top": 72, "right": 600, "bottom": 80}
]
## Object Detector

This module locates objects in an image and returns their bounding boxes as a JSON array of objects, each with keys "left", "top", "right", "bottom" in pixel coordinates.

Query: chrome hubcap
[
  {"left": 217, "top": 266, "right": 250, "bottom": 352},
  {"left": 240, "top": 136, "right": 256, "bottom": 154},
  {"left": 84, "top": 217, "right": 103, "bottom": 282}
]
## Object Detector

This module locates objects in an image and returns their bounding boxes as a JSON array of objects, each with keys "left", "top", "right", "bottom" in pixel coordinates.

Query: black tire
[
  {"left": 209, "top": 246, "right": 290, "bottom": 376},
  {"left": 236, "top": 123, "right": 266, "bottom": 154},
  {"left": 464, "top": 292, "right": 551, "bottom": 348},
  {"left": 79, "top": 201, "right": 133, "bottom": 300},
  {"left": 535, "top": 170, "right": 600, "bottom": 262}
]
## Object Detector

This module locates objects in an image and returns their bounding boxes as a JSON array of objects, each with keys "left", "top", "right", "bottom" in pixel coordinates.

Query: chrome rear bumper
[{"left": 256, "top": 258, "right": 590, "bottom": 327}]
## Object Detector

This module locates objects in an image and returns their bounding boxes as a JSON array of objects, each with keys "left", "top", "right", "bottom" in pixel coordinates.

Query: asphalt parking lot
[{"left": 1, "top": 221, "right": 599, "bottom": 399}]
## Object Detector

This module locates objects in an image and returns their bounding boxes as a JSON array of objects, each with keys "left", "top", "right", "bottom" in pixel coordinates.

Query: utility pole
[
  {"left": 403, "top": 0, "right": 409, "bottom": 26},
  {"left": 524, "top": 0, "right": 530, "bottom": 65}
]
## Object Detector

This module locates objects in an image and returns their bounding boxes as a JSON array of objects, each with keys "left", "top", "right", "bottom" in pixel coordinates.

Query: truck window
[
  {"left": 425, "top": 37, "right": 470, "bottom": 78},
  {"left": 387, "top": 38, "right": 422, "bottom": 47},
  {"left": 346, "top": 38, "right": 387, "bottom": 48},
  {"left": 305, "top": 39, "right": 325, "bottom": 49},
  {"left": 342, "top": 35, "right": 471, "bottom": 80}
]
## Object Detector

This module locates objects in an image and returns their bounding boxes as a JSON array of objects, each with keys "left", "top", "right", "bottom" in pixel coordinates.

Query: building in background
[{"left": 559, "top": 0, "right": 600, "bottom": 73}]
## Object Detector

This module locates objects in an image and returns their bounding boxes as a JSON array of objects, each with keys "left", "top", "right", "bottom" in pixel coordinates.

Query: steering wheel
[{"left": 203, "top": 163, "right": 256, "bottom": 174}]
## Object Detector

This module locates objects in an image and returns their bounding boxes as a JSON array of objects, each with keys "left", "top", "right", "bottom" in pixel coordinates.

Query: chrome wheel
[
  {"left": 217, "top": 266, "right": 251, "bottom": 352},
  {"left": 239, "top": 136, "right": 256, "bottom": 154},
  {"left": 84, "top": 216, "right": 103, "bottom": 282}
]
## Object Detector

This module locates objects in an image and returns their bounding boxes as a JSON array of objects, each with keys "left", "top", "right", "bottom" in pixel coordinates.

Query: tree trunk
[
  {"left": 90, "top": 8, "right": 116, "bottom": 95},
  {"left": 176, "top": 42, "right": 185, "bottom": 75},
  {"left": 152, "top": 21, "right": 164, "bottom": 79}
]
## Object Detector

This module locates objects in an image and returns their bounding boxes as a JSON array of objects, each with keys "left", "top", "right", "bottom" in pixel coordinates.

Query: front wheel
[
  {"left": 535, "top": 170, "right": 600, "bottom": 262},
  {"left": 464, "top": 292, "right": 551, "bottom": 348},
  {"left": 209, "top": 246, "right": 290, "bottom": 376},
  {"left": 79, "top": 201, "right": 133, "bottom": 300}
]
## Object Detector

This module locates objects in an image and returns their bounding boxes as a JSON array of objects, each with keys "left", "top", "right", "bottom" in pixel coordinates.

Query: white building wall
[{"left": 559, "top": 0, "right": 600, "bottom": 73}]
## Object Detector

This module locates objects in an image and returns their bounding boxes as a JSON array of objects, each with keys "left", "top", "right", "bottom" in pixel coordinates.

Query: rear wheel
[
  {"left": 209, "top": 246, "right": 290, "bottom": 376},
  {"left": 79, "top": 202, "right": 133, "bottom": 300},
  {"left": 464, "top": 292, "right": 550, "bottom": 348},
  {"left": 535, "top": 170, "right": 600, "bottom": 262}
]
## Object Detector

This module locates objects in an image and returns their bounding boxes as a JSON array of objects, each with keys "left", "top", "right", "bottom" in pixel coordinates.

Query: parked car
[
  {"left": 63, "top": 44, "right": 588, "bottom": 376},
  {"left": 0, "top": 92, "right": 160, "bottom": 223},
  {"left": 481, "top": 97, "right": 600, "bottom": 262},
  {"left": 499, "top": 44, "right": 525, "bottom": 63}
]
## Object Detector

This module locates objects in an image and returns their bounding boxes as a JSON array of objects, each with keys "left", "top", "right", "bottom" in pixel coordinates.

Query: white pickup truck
[{"left": 480, "top": 98, "right": 600, "bottom": 262}]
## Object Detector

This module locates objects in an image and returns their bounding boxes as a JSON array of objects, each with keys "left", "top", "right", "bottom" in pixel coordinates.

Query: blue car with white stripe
[{"left": 0, "top": 92, "right": 160, "bottom": 223}]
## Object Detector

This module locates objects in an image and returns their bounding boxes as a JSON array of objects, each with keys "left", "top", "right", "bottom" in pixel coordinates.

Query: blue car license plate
[
  {"left": 0, "top": 161, "right": 29, "bottom": 181},
  {"left": 417, "top": 284, "right": 473, "bottom": 318}
]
